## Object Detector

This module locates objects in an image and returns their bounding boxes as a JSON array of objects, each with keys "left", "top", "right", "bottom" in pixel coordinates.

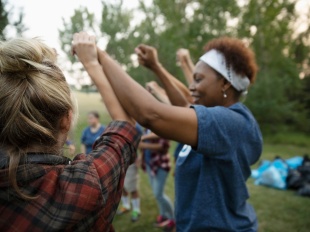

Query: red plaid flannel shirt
[{"left": 0, "top": 121, "right": 141, "bottom": 232}]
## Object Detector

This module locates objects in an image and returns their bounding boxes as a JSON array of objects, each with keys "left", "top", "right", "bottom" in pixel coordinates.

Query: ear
[
  {"left": 221, "top": 78, "right": 232, "bottom": 92},
  {"left": 59, "top": 110, "right": 72, "bottom": 133}
]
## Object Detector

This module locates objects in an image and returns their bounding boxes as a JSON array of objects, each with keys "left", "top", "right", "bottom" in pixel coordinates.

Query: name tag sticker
[{"left": 178, "top": 144, "right": 191, "bottom": 158}]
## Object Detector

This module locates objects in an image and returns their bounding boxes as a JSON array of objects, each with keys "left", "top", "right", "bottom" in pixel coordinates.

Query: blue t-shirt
[
  {"left": 81, "top": 125, "right": 105, "bottom": 154},
  {"left": 174, "top": 142, "right": 184, "bottom": 161},
  {"left": 175, "top": 103, "right": 263, "bottom": 232}
]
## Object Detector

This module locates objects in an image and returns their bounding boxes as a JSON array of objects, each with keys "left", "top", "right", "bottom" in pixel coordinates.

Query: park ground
[{"left": 68, "top": 91, "right": 310, "bottom": 232}]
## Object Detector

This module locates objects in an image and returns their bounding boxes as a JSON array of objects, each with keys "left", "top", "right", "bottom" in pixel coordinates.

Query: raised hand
[
  {"left": 71, "top": 31, "right": 99, "bottom": 68},
  {"left": 176, "top": 48, "right": 191, "bottom": 66},
  {"left": 135, "top": 44, "right": 160, "bottom": 70}
]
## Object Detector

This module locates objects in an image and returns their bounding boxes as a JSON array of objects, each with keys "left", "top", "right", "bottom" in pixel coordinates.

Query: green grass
[{"left": 70, "top": 91, "right": 310, "bottom": 232}]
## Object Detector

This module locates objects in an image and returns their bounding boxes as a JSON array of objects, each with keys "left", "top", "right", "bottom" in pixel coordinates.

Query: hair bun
[{"left": 0, "top": 38, "right": 56, "bottom": 75}]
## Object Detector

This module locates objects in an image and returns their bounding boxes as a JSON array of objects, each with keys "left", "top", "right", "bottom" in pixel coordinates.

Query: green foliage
[
  {"left": 59, "top": 7, "right": 95, "bottom": 63},
  {"left": 0, "top": 0, "right": 9, "bottom": 40},
  {"left": 0, "top": 0, "right": 27, "bottom": 40},
  {"left": 59, "top": 0, "right": 310, "bottom": 133},
  {"left": 237, "top": 0, "right": 310, "bottom": 132}
]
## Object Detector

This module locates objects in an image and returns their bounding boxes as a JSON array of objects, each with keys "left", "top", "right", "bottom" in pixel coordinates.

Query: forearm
[
  {"left": 170, "top": 74, "right": 193, "bottom": 104},
  {"left": 97, "top": 49, "right": 198, "bottom": 147},
  {"left": 141, "top": 132, "right": 159, "bottom": 141},
  {"left": 97, "top": 49, "right": 160, "bottom": 126},
  {"left": 151, "top": 63, "right": 191, "bottom": 107},
  {"left": 83, "top": 62, "right": 134, "bottom": 124},
  {"left": 151, "top": 88, "right": 171, "bottom": 105},
  {"left": 186, "top": 56, "right": 195, "bottom": 74},
  {"left": 139, "top": 142, "right": 163, "bottom": 151},
  {"left": 180, "top": 61, "right": 194, "bottom": 86}
]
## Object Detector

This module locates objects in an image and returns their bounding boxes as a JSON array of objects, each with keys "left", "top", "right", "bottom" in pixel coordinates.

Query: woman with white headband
[{"left": 73, "top": 33, "right": 263, "bottom": 232}]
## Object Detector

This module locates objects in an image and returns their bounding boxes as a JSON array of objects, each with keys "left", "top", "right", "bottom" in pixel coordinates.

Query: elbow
[{"left": 136, "top": 107, "right": 160, "bottom": 130}]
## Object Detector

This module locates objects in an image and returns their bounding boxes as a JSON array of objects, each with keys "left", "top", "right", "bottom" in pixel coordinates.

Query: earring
[{"left": 223, "top": 91, "right": 227, "bottom": 98}]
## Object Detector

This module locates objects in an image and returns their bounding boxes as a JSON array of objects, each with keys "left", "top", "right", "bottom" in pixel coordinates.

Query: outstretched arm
[
  {"left": 146, "top": 81, "right": 171, "bottom": 105},
  {"left": 135, "top": 44, "right": 193, "bottom": 107},
  {"left": 176, "top": 48, "right": 195, "bottom": 85},
  {"left": 72, "top": 32, "right": 134, "bottom": 125},
  {"left": 97, "top": 46, "right": 198, "bottom": 147}
]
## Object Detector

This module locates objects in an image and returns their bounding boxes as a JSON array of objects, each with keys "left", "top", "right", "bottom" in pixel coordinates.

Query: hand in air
[
  {"left": 71, "top": 32, "right": 99, "bottom": 68},
  {"left": 176, "top": 48, "right": 191, "bottom": 65},
  {"left": 135, "top": 44, "right": 160, "bottom": 70}
]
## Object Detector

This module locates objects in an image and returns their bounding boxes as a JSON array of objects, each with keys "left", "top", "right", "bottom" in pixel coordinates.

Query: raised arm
[
  {"left": 97, "top": 45, "right": 198, "bottom": 147},
  {"left": 138, "top": 142, "right": 165, "bottom": 152},
  {"left": 141, "top": 132, "right": 160, "bottom": 141},
  {"left": 135, "top": 44, "right": 193, "bottom": 107},
  {"left": 176, "top": 48, "right": 195, "bottom": 85},
  {"left": 72, "top": 32, "right": 134, "bottom": 125},
  {"left": 146, "top": 81, "right": 171, "bottom": 105}
]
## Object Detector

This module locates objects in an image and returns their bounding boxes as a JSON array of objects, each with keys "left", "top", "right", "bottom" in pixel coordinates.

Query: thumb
[
  {"left": 137, "top": 44, "right": 148, "bottom": 53},
  {"left": 135, "top": 47, "right": 147, "bottom": 60}
]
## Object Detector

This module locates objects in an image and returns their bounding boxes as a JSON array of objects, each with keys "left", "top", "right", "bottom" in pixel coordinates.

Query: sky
[
  {"left": 9, "top": 0, "right": 309, "bottom": 53},
  {"left": 8, "top": 0, "right": 142, "bottom": 51}
]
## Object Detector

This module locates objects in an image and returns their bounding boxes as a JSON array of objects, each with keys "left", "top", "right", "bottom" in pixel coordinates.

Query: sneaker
[
  {"left": 131, "top": 210, "right": 140, "bottom": 222},
  {"left": 161, "top": 219, "right": 176, "bottom": 232},
  {"left": 154, "top": 215, "right": 168, "bottom": 227},
  {"left": 117, "top": 206, "right": 130, "bottom": 215}
]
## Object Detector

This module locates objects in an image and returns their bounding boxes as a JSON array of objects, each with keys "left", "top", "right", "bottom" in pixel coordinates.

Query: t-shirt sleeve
[{"left": 191, "top": 105, "right": 243, "bottom": 156}]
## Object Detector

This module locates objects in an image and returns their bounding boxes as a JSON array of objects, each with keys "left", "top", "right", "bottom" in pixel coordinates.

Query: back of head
[
  {"left": 204, "top": 37, "right": 258, "bottom": 85},
  {"left": 0, "top": 37, "right": 73, "bottom": 198}
]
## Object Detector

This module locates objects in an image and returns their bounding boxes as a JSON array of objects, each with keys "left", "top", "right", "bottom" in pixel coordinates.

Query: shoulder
[
  {"left": 192, "top": 103, "right": 256, "bottom": 125},
  {"left": 82, "top": 127, "right": 91, "bottom": 135}
]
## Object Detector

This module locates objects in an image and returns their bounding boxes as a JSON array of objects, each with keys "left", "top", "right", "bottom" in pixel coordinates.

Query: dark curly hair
[{"left": 204, "top": 37, "right": 258, "bottom": 84}]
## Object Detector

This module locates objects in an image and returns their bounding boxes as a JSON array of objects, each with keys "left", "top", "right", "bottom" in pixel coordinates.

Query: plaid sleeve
[
  {"left": 0, "top": 121, "right": 141, "bottom": 231},
  {"left": 69, "top": 121, "right": 141, "bottom": 227},
  {"left": 92, "top": 121, "right": 141, "bottom": 166}
]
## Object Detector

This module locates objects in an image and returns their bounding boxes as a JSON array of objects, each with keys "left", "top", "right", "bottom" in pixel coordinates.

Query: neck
[
  {"left": 25, "top": 132, "right": 67, "bottom": 155},
  {"left": 91, "top": 123, "right": 100, "bottom": 129}
]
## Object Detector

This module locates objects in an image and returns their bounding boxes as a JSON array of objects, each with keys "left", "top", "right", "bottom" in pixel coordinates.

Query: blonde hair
[{"left": 0, "top": 37, "right": 73, "bottom": 199}]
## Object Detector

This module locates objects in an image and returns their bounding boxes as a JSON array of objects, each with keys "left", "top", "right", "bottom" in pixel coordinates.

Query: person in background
[
  {"left": 76, "top": 32, "right": 263, "bottom": 232},
  {"left": 117, "top": 123, "right": 143, "bottom": 222},
  {"left": 81, "top": 111, "right": 105, "bottom": 154},
  {"left": 139, "top": 129, "right": 175, "bottom": 231}
]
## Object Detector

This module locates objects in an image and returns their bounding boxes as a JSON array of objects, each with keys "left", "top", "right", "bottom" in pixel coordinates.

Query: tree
[
  {"left": 238, "top": 0, "right": 310, "bottom": 132},
  {"left": 0, "top": 0, "right": 9, "bottom": 40},
  {"left": 0, "top": 0, "right": 27, "bottom": 40},
  {"left": 60, "top": 0, "right": 310, "bottom": 132},
  {"left": 59, "top": 7, "right": 95, "bottom": 63}
]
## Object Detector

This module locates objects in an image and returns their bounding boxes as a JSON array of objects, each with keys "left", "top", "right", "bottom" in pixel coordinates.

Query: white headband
[{"left": 199, "top": 49, "right": 250, "bottom": 93}]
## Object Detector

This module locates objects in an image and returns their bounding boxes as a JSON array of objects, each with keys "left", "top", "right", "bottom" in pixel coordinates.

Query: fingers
[
  {"left": 72, "top": 32, "right": 96, "bottom": 55},
  {"left": 136, "top": 44, "right": 156, "bottom": 54}
]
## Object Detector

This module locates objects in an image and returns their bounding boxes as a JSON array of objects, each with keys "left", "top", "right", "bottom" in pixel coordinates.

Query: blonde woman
[{"left": 0, "top": 37, "right": 140, "bottom": 231}]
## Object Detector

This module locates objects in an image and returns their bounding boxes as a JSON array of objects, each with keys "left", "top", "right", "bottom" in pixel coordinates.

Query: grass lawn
[{"left": 70, "top": 91, "right": 310, "bottom": 232}]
